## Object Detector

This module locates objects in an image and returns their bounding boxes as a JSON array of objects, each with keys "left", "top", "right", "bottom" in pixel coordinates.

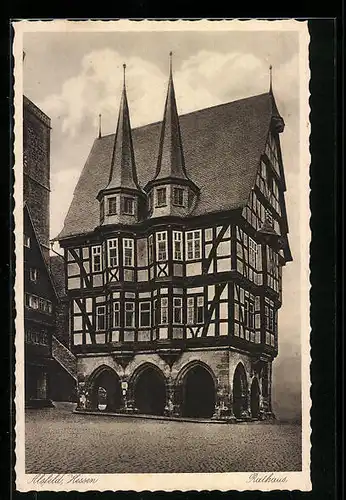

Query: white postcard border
[{"left": 13, "top": 18, "right": 311, "bottom": 492}]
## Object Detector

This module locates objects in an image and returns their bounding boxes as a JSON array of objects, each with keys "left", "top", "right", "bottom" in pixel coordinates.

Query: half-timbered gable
[
  {"left": 24, "top": 204, "right": 57, "bottom": 405},
  {"left": 57, "top": 61, "right": 292, "bottom": 421}
]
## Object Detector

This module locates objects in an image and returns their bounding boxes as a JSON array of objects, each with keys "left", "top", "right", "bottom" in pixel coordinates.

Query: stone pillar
[
  {"left": 245, "top": 384, "right": 252, "bottom": 418},
  {"left": 212, "top": 384, "right": 234, "bottom": 420},
  {"left": 164, "top": 377, "right": 175, "bottom": 417},
  {"left": 76, "top": 380, "right": 89, "bottom": 410},
  {"left": 119, "top": 377, "right": 136, "bottom": 414},
  {"left": 171, "top": 381, "right": 183, "bottom": 417}
]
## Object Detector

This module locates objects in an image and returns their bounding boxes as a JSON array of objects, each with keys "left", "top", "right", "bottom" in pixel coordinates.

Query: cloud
[{"left": 38, "top": 48, "right": 299, "bottom": 138}]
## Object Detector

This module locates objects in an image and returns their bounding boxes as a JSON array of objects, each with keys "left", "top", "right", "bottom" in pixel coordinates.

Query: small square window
[
  {"left": 108, "top": 197, "right": 117, "bottom": 215},
  {"left": 29, "top": 268, "right": 39, "bottom": 282},
  {"left": 123, "top": 197, "right": 134, "bottom": 215},
  {"left": 157, "top": 188, "right": 167, "bottom": 207},
  {"left": 173, "top": 188, "right": 184, "bottom": 206}
]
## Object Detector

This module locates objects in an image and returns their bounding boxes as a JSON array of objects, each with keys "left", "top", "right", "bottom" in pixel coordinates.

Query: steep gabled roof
[
  {"left": 50, "top": 254, "right": 66, "bottom": 298},
  {"left": 102, "top": 66, "right": 141, "bottom": 193},
  {"left": 152, "top": 55, "right": 189, "bottom": 183},
  {"left": 24, "top": 203, "right": 58, "bottom": 300},
  {"left": 58, "top": 92, "right": 276, "bottom": 239}
]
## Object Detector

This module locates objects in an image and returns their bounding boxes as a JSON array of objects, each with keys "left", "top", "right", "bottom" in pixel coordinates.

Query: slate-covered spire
[
  {"left": 268, "top": 64, "right": 285, "bottom": 133},
  {"left": 106, "top": 64, "right": 141, "bottom": 191},
  {"left": 154, "top": 52, "right": 189, "bottom": 181}
]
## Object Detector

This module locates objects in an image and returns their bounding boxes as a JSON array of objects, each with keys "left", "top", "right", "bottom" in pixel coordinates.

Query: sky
[{"left": 23, "top": 28, "right": 304, "bottom": 420}]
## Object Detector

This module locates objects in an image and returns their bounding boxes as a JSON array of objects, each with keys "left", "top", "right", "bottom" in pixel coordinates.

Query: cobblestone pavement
[{"left": 25, "top": 403, "right": 302, "bottom": 473}]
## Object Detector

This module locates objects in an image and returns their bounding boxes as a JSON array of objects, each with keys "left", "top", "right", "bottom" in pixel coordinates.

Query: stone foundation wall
[{"left": 75, "top": 348, "right": 273, "bottom": 420}]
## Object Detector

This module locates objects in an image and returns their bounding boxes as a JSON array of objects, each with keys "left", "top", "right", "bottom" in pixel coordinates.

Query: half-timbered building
[{"left": 57, "top": 59, "right": 292, "bottom": 420}]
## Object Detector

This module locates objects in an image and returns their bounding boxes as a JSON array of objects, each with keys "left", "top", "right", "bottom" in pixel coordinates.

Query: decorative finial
[
  {"left": 123, "top": 63, "right": 126, "bottom": 88},
  {"left": 169, "top": 51, "right": 173, "bottom": 75},
  {"left": 98, "top": 113, "right": 102, "bottom": 138},
  {"left": 269, "top": 64, "right": 273, "bottom": 92}
]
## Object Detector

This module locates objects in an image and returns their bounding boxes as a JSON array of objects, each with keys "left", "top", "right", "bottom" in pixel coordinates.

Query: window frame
[
  {"left": 186, "top": 230, "right": 202, "bottom": 261},
  {"left": 148, "top": 234, "right": 154, "bottom": 264},
  {"left": 160, "top": 297, "right": 168, "bottom": 325},
  {"left": 112, "top": 301, "right": 120, "bottom": 328},
  {"left": 173, "top": 187, "right": 184, "bottom": 207},
  {"left": 248, "top": 237, "right": 257, "bottom": 269},
  {"left": 173, "top": 231, "right": 183, "bottom": 260},
  {"left": 107, "top": 238, "right": 118, "bottom": 268},
  {"left": 91, "top": 245, "right": 102, "bottom": 273},
  {"left": 139, "top": 301, "right": 151, "bottom": 328},
  {"left": 123, "top": 196, "right": 135, "bottom": 215},
  {"left": 156, "top": 187, "right": 167, "bottom": 207},
  {"left": 96, "top": 305, "right": 106, "bottom": 331},
  {"left": 156, "top": 231, "right": 168, "bottom": 261},
  {"left": 124, "top": 302, "right": 135, "bottom": 328},
  {"left": 29, "top": 267, "right": 39, "bottom": 282},
  {"left": 123, "top": 238, "right": 134, "bottom": 267},
  {"left": 196, "top": 296, "right": 204, "bottom": 324},
  {"left": 173, "top": 297, "right": 183, "bottom": 324},
  {"left": 107, "top": 196, "right": 117, "bottom": 215}
]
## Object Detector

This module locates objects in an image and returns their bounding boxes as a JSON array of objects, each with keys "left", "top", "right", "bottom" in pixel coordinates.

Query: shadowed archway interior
[
  {"left": 181, "top": 365, "right": 216, "bottom": 418},
  {"left": 233, "top": 363, "right": 248, "bottom": 419},
  {"left": 133, "top": 367, "right": 166, "bottom": 415},
  {"left": 90, "top": 368, "right": 121, "bottom": 412},
  {"left": 250, "top": 377, "right": 260, "bottom": 418}
]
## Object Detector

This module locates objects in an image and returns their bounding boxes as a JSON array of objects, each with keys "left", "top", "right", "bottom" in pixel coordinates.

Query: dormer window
[
  {"left": 157, "top": 188, "right": 167, "bottom": 207},
  {"left": 24, "top": 235, "right": 31, "bottom": 248},
  {"left": 173, "top": 187, "right": 184, "bottom": 207},
  {"left": 123, "top": 197, "right": 134, "bottom": 215},
  {"left": 29, "top": 268, "right": 39, "bottom": 282},
  {"left": 108, "top": 197, "right": 117, "bottom": 215}
]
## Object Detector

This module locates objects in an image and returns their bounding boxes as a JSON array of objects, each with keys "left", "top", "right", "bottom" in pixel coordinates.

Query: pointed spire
[
  {"left": 154, "top": 52, "right": 189, "bottom": 181},
  {"left": 98, "top": 113, "right": 102, "bottom": 138},
  {"left": 106, "top": 63, "right": 140, "bottom": 191},
  {"left": 123, "top": 63, "right": 126, "bottom": 88},
  {"left": 269, "top": 64, "right": 273, "bottom": 93},
  {"left": 268, "top": 64, "right": 285, "bottom": 133}
]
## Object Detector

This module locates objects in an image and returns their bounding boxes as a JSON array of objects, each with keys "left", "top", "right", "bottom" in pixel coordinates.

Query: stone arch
[
  {"left": 176, "top": 360, "right": 217, "bottom": 418},
  {"left": 87, "top": 364, "right": 122, "bottom": 412},
  {"left": 232, "top": 362, "right": 249, "bottom": 418},
  {"left": 129, "top": 362, "right": 167, "bottom": 416},
  {"left": 250, "top": 376, "right": 261, "bottom": 419}
]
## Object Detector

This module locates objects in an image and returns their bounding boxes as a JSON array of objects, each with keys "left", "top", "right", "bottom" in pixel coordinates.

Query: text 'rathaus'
[{"left": 55, "top": 56, "right": 292, "bottom": 420}]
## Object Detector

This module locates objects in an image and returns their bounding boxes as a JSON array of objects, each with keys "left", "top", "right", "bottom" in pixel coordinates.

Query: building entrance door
[
  {"left": 182, "top": 365, "right": 216, "bottom": 418},
  {"left": 133, "top": 367, "right": 166, "bottom": 415}
]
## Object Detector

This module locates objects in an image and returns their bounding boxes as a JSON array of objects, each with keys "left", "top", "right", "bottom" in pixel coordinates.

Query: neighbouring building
[
  {"left": 23, "top": 95, "right": 77, "bottom": 407},
  {"left": 56, "top": 60, "right": 292, "bottom": 420},
  {"left": 23, "top": 96, "right": 56, "bottom": 407}
]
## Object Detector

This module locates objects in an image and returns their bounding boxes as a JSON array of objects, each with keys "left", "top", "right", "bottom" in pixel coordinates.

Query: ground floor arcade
[{"left": 75, "top": 348, "right": 274, "bottom": 421}]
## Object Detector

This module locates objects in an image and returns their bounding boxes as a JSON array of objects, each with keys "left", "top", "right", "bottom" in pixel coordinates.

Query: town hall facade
[{"left": 57, "top": 58, "right": 292, "bottom": 420}]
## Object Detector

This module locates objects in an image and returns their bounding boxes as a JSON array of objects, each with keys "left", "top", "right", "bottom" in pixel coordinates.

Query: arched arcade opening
[
  {"left": 233, "top": 363, "right": 248, "bottom": 418},
  {"left": 132, "top": 365, "right": 167, "bottom": 415},
  {"left": 89, "top": 366, "right": 121, "bottom": 412},
  {"left": 180, "top": 364, "right": 216, "bottom": 418}
]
